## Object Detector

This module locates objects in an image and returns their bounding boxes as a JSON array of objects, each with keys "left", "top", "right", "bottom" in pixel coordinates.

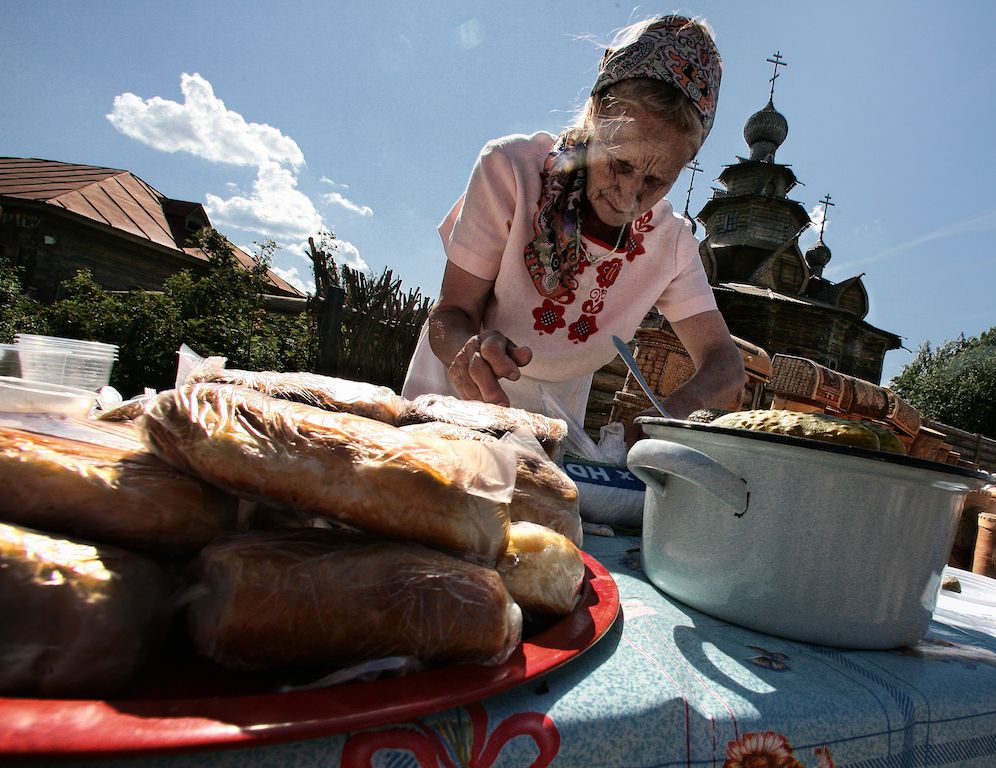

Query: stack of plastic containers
[{"left": 14, "top": 334, "right": 118, "bottom": 391}]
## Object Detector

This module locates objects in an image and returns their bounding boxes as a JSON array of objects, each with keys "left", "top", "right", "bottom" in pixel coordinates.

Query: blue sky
[{"left": 4, "top": 0, "right": 994, "bottom": 385}]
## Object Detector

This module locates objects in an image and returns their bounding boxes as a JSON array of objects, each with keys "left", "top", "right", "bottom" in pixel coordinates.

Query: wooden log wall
[{"left": 926, "top": 420, "right": 996, "bottom": 474}]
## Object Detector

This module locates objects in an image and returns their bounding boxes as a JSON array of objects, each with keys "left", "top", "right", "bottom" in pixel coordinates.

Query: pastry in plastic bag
[
  {"left": 186, "top": 357, "right": 408, "bottom": 425},
  {"left": 0, "top": 521, "right": 174, "bottom": 697},
  {"left": 401, "top": 422, "right": 582, "bottom": 546},
  {"left": 139, "top": 384, "right": 515, "bottom": 564},
  {"left": 496, "top": 521, "right": 585, "bottom": 618},
  {"left": 0, "top": 426, "right": 237, "bottom": 552},
  {"left": 397, "top": 393, "right": 568, "bottom": 459},
  {"left": 187, "top": 528, "right": 522, "bottom": 671}
]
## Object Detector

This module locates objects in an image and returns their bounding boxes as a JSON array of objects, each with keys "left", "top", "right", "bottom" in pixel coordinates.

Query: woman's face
[{"left": 584, "top": 108, "right": 698, "bottom": 228}]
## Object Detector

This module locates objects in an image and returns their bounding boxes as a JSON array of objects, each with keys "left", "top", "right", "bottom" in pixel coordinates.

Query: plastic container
[
  {"left": 13, "top": 347, "right": 70, "bottom": 385},
  {"left": 15, "top": 334, "right": 118, "bottom": 390},
  {"left": 0, "top": 376, "right": 98, "bottom": 417}
]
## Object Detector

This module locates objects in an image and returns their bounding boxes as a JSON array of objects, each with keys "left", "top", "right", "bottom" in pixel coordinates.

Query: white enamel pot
[{"left": 627, "top": 418, "right": 991, "bottom": 649}]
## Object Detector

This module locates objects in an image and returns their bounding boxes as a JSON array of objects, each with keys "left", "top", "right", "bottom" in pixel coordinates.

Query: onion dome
[
  {"left": 805, "top": 238, "right": 832, "bottom": 277},
  {"left": 744, "top": 99, "right": 789, "bottom": 162}
]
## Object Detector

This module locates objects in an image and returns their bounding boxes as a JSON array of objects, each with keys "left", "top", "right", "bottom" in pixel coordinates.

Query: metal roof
[{"left": 0, "top": 157, "right": 302, "bottom": 296}]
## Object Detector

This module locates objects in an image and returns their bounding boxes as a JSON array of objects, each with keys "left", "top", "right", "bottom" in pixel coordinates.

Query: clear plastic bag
[
  {"left": 541, "top": 389, "right": 646, "bottom": 530},
  {"left": 188, "top": 528, "right": 522, "bottom": 672},
  {"left": 139, "top": 383, "right": 517, "bottom": 564},
  {"left": 184, "top": 353, "right": 408, "bottom": 425},
  {"left": 0, "top": 521, "right": 174, "bottom": 697},
  {"left": 0, "top": 423, "right": 237, "bottom": 553}
]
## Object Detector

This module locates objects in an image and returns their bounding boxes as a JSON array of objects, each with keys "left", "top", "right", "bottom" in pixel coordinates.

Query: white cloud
[
  {"left": 271, "top": 265, "right": 316, "bottom": 296},
  {"left": 206, "top": 161, "right": 323, "bottom": 241},
  {"left": 107, "top": 73, "right": 304, "bottom": 167},
  {"left": 457, "top": 19, "right": 482, "bottom": 49},
  {"left": 323, "top": 191, "right": 373, "bottom": 217},
  {"left": 331, "top": 238, "right": 368, "bottom": 271},
  {"left": 808, "top": 203, "right": 830, "bottom": 239},
  {"left": 107, "top": 72, "right": 374, "bottom": 283}
]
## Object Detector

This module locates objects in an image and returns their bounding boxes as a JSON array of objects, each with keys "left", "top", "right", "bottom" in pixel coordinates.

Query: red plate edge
[{"left": 0, "top": 552, "right": 620, "bottom": 759}]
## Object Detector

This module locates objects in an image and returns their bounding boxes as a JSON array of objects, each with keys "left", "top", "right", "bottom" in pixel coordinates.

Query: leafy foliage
[
  {"left": 19, "top": 230, "right": 315, "bottom": 397},
  {"left": 4, "top": 228, "right": 429, "bottom": 398},
  {"left": 0, "top": 254, "right": 43, "bottom": 342},
  {"left": 891, "top": 329, "right": 996, "bottom": 437}
]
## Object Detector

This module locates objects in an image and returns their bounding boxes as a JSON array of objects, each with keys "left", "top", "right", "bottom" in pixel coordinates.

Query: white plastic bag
[{"left": 541, "top": 389, "right": 645, "bottom": 530}]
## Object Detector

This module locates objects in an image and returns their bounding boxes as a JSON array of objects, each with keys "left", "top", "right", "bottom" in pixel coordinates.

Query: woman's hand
[
  {"left": 446, "top": 330, "right": 533, "bottom": 407},
  {"left": 427, "top": 262, "right": 533, "bottom": 407}
]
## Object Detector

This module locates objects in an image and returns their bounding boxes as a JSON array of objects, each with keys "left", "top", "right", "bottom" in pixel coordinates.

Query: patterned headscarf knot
[{"left": 591, "top": 15, "right": 722, "bottom": 139}]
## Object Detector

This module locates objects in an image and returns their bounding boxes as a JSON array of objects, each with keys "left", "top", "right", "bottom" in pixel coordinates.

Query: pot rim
[{"left": 635, "top": 416, "right": 993, "bottom": 483}]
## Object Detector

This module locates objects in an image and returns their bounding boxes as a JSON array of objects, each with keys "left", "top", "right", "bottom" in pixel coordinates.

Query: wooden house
[{"left": 0, "top": 157, "right": 303, "bottom": 303}]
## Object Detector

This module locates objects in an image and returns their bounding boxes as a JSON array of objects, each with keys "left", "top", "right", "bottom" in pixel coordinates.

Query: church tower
[{"left": 694, "top": 54, "right": 900, "bottom": 384}]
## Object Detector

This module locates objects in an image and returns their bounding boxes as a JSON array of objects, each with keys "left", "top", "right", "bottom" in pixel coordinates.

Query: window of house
[{"left": 724, "top": 212, "right": 738, "bottom": 231}]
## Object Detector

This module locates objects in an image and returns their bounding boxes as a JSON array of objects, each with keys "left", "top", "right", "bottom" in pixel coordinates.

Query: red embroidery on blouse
[
  {"left": 596, "top": 258, "right": 623, "bottom": 288},
  {"left": 532, "top": 299, "right": 567, "bottom": 335},
  {"left": 529, "top": 211, "right": 655, "bottom": 343},
  {"left": 568, "top": 313, "right": 599, "bottom": 343}
]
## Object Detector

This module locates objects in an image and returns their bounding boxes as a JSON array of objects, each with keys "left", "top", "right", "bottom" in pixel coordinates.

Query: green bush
[
  {"left": 891, "top": 329, "right": 996, "bottom": 438},
  {"left": 2, "top": 228, "right": 429, "bottom": 397}
]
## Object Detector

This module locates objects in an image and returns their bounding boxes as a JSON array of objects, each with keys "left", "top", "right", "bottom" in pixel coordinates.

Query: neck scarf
[{"left": 522, "top": 132, "right": 592, "bottom": 302}]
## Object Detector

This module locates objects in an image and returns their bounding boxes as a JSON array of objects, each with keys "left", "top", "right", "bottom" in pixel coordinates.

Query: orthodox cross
[
  {"left": 682, "top": 159, "right": 704, "bottom": 221},
  {"left": 817, "top": 193, "right": 835, "bottom": 239},
  {"left": 767, "top": 51, "right": 787, "bottom": 101}
]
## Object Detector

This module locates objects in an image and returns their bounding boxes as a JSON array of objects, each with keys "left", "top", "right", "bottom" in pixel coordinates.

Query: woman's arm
[
  {"left": 660, "top": 309, "right": 746, "bottom": 418},
  {"left": 623, "top": 310, "right": 746, "bottom": 444},
  {"left": 428, "top": 261, "right": 532, "bottom": 407}
]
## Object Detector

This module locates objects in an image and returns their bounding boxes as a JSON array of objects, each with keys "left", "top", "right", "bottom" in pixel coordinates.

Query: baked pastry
[
  {"left": 0, "top": 426, "right": 237, "bottom": 553},
  {"left": 188, "top": 528, "right": 522, "bottom": 670},
  {"left": 495, "top": 521, "right": 586, "bottom": 618},
  {"left": 186, "top": 360, "right": 407, "bottom": 425},
  {"left": 401, "top": 423, "right": 582, "bottom": 546},
  {"left": 0, "top": 522, "right": 173, "bottom": 697},
  {"left": 139, "top": 384, "right": 514, "bottom": 564},
  {"left": 97, "top": 394, "right": 155, "bottom": 422},
  {"left": 512, "top": 451, "right": 582, "bottom": 546},
  {"left": 397, "top": 394, "right": 567, "bottom": 459}
]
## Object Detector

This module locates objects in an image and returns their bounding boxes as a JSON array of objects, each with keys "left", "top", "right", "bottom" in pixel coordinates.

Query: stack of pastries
[{"left": 0, "top": 368, "right": 585, "bottom": 697}]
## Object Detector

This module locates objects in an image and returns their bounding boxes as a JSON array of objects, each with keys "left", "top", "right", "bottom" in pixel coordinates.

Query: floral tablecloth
[{"left": 31, "top": 534, "right": 996, "bottom": 768}]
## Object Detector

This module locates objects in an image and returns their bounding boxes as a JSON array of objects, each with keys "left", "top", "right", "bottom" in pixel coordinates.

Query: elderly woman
[{"left": 403, "top": 15, "right": 746, "bottom": 436}]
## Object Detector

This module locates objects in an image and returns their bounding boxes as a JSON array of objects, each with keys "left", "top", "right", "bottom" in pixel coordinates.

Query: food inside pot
[{"left": 692, "top": 408, "right": 907, "bottom": 455}]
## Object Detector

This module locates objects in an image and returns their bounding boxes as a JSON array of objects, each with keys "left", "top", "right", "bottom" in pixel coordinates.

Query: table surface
[{"left": 27, "top": 533, "right": 996, "bottom": 768}]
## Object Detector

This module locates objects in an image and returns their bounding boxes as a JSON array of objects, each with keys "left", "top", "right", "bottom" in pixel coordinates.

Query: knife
[{"left": 611, "top": 335, "right": 673, "bottom": 419}]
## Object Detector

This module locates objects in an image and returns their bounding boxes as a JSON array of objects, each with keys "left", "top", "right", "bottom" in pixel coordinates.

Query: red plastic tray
[{"left": 0, "top": 552, "right": 619, "bottom": 759}]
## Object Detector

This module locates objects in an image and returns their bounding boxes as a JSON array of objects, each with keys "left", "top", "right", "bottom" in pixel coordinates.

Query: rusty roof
[{"left": 0, "top": 157, "right": 303, "bottom": 297}]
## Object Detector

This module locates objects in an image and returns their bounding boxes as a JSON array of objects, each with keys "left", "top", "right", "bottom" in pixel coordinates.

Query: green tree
[
  {"left": 0, "top": 254, "right": 42, "bottom": 342},
  {"left": 31, "top": 229, "right": 317, "bottom": 396},
  {"left": 891, "top": 329, "right": 996, "bottom": 437}
]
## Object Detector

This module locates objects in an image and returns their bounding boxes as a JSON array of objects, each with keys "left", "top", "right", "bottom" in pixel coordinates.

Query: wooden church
[{"left": 694, "top": 58, "right": 901, "bottom": 385}]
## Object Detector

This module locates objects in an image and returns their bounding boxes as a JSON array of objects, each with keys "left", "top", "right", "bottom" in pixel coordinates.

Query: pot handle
[{"left": 627, "top": 438, "right": 750, "bottom": 518}]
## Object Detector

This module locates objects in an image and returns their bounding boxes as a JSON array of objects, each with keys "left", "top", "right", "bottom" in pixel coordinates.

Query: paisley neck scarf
[
  {"left": 523, "top": 15, "right": 722, "bottom": 300},
  {"left": 522, "top": 131, "right": 590, "bottom": 302}
]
